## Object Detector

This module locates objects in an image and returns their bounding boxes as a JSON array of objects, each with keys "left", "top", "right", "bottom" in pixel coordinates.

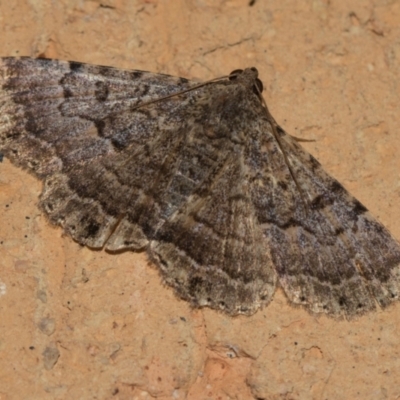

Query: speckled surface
[{"left": 1, "top": 1, "right": 400, "bottom": 399}]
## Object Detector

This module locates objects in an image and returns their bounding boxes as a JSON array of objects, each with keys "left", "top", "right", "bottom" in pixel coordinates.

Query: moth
[{"left": 1, "top": 56, "right": 400, "bottom": 317}]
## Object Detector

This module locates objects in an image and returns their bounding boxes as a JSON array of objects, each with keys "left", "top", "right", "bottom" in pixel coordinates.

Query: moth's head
[{"left": 228, "top": 67, "right": 264, "bottom": 98}]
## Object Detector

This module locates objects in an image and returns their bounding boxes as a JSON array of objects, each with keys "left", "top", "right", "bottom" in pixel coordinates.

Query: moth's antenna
[{"left": 130, "top": 73, "right": 235, "bottom": 111}]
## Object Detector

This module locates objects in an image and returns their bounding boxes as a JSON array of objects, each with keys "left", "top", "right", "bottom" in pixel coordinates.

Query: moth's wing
[
  {"left": 148, "top": 148, "right": 277, "bottom": 316},
  {"left": 0, "top": 57, "right": 194, "bottom": 173},
  {"left": 1, "top": 62, "right": 277, "bottom": 315},
  {"left": 249, "top": 120, "right": 400, "bottom": 316},
  {"left": 0, "top": 57, "right": 196, "bottom": 248}
]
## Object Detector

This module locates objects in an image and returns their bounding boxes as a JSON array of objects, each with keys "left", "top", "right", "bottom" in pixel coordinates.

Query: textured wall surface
[{"left": 1, "top": 1, "right": 400, "bottom": 399}]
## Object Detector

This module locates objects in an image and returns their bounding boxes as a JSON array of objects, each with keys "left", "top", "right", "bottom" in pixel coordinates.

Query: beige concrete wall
[{"left": 1, "top": 1, "right": 400, "bottom": 398}]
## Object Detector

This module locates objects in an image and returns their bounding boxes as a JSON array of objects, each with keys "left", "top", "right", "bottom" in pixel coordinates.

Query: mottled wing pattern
[
  {"left": 0, "top": 57, "right": 276, "bottom": 315},
  {"left": 0, "top": 56, "right": 194, "bottom": 248},
  {"left": 148, "top": 83, "right": 278, "bottom": 314},
  {"left": 247, "top": 117, "right": 400, "bottom": 316},
  {"left": 1, "top": 57, "right": 400, "bottom": 317}
]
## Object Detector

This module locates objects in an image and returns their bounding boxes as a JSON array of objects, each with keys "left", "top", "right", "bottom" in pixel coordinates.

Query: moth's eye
[
  {"left": 250, "top": 67, "right": 258, "bottom": 73},
  {"left": 229, "top": 69, "right": 243, "bottom": 80},
  {"left": 253, "top": 78, "right": 263, "bottom": 94}
]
